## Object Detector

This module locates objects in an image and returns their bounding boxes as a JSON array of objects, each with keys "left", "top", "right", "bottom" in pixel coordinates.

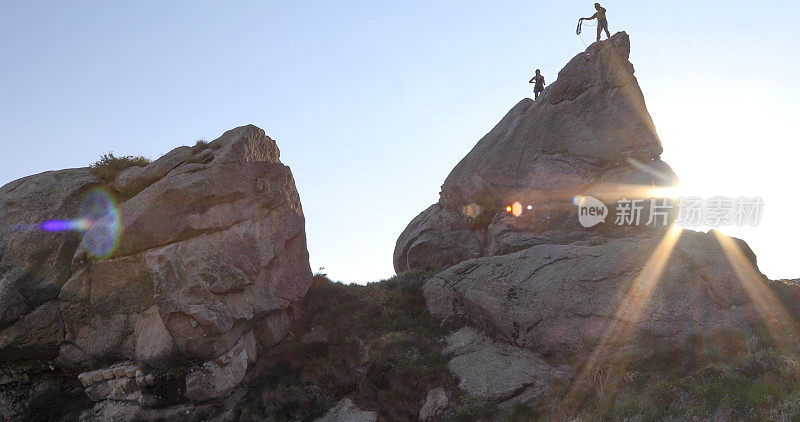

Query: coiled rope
[{"left": 575, "top": 19, "right": 597, "bottom": 48}]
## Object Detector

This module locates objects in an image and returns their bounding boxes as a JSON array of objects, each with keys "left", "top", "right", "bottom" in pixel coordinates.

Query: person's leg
[
  {"left": 596, "top": 25, "right": 602, "bottom": 41},
  {"left": 534, "top": 91, "right": 539, "bottom": 100},
  {"left": 604, "top": 25, "right": 610, "bottom": 39}
]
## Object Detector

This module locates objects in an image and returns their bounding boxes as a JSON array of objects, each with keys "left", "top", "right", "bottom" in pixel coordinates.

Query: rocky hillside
[
  {"left": 2, "top": 32, "right": 800, "bottom": 421},
  {"left": 388, "top": 32, "right": 800, "bottom": 420}
]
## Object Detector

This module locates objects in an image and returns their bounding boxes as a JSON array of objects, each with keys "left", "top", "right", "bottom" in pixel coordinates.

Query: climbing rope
[{"left": 575, "top": 19, "right": 596, "bottom": 48}]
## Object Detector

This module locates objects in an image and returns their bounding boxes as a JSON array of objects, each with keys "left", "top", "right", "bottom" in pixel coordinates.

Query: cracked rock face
[
  {"left": 55, "top": 125, "right": 312, "bottom": 371},
  {"left": 0, "top": 124, "right": 312, "bottom": 418},
  {"left": 0, "top": 168, "right": 98, "bottom": 361},
  {"left": 394, "top": 32, "right": 678, "bottom": 272},
  {"left": 442, "top": 326, "right": 569, "bottom": 409},
  {"left": 424, "top": 230, "right": 764, "bottom": 359}
]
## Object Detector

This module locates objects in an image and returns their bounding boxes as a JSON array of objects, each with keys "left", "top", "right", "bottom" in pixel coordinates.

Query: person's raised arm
[
  {"left": 529, "top": 76, "right": 536, "bottom": 83},
  {"left": 580, "top": 12, "right": 598, "bottom": 20}
]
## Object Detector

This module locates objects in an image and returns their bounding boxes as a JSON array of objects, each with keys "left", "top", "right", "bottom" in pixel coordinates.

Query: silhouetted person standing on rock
[
  {"left": 529, "top": 69, "right": 545, "bottom": 100},
  {"left": 581, "top": 3, "right": 610, "bottom": 42}
]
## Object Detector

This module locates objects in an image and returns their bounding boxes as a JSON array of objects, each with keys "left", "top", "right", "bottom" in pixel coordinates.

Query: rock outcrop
[
  {"left": 314, "top": 398, "right": 378, "bottom": 422},
  {"left": 394, "top": 33, "right": 793, "bottom": 415},
  {"left": 418, "top": 387, "right": 448, "bottom": 421},
  {"left": 442, "top": 326, "right": 569, "bottom": 409},
  {"left": 0, "top": 169, "right": 97, "bottom": 362},
  {"left": 424, "top": 231, "right": 764, "bottom": 359},
  {"left": 0, "top": 125, "right": 312, "bottom": 420},
  {"left": 394, "top": 32, "right": 678, "bottom": 273}
]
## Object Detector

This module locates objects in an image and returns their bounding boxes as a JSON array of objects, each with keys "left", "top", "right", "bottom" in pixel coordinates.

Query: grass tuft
[
  {"left": 185, "top": 138, "right": 222, "bottom": 164},
  {"left": 90, "top": 152, "right": 150, "bottom": 183}
]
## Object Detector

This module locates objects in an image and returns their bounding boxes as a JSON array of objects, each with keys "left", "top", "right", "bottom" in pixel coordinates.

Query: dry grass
[
  {"left": 185, "top": 138, "right": 222, "bottom": 164},
  {"left": 235, "top": 271, "right": 495, "bottom": 422},
  {"left": 522, "top": 329, "right": 800, "bottom": 421},
  {"left": 90, "top": 152, "right": 150, "bottom": 183},
  {"left": 236, "top": 276, "right": 800, "bottom": 421}
]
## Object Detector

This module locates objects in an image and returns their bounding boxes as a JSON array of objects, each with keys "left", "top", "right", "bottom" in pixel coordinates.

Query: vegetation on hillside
[
  {"left": 520, "top": 329, "right": 800, "bottom": 421},
  {"left": 236, "top": 271, "right": 495, "bottom": 421},
  {"left": 234, "top": 273, "right": 800, "bottom": 421},
  {"left": 512, "top": 278, "right": 800, "bottom": 421}
]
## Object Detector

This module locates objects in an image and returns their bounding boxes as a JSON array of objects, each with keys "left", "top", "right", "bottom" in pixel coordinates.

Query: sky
[{"left": 1, "top": 1, "right": 799, "bottom": 283}]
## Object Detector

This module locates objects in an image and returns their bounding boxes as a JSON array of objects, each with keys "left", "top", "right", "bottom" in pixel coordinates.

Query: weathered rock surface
[
  {"left": 442, "top": 326, "right": 569, "bottom": 408},
  {"left": 424, "top": 230, "right": 765, "bottom": 359},
  {"left": 395, "top": 32, "right": 678, "bottom": 272},
  {"left": 57, "top": 125, "right": 311, "bottom": 371},
  {"left": 109, "top": 146, "right": 192, "bottom": 198},
  {"left": 0, "top": 169, "right": 98, "bottom": 361},
  {"left": 418, "top": 387, "right": 448, "bottom": 421},
  {"left": 0, "top": 124, "right": 312, "bottom": 420},
  {"left": 184, "top": 331, "right": 256, "bottom": 402},
  {"left": 314, "top": 397, "right": 378, "bottom": 422}
]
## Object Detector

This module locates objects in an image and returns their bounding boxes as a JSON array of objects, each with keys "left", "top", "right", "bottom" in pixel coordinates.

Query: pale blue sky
[{"left": 2, "top": 1, "right": 799, "bottom": 282}]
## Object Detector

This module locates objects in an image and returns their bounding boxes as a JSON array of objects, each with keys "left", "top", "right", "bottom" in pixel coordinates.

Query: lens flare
[
  {"left": 462, "top": 203, "right": 483, "bottom": 218},
  {"left": 554, "top": 224, "right": 684, "bottom": 417},
  {"left": 80, "top": 188, "right": 121, "bottom": 259},
  {"left": 572, "top": 195, "right": 584, "bottom": 206},
  {"left": 38, "top": 187, "right": 121, "bottom": 259},
  {"left": 39, "top": 219, "right": 91, "bottom": 232},
  {"left": 511, "top": 201, "right": 523, "bottom": 217}
]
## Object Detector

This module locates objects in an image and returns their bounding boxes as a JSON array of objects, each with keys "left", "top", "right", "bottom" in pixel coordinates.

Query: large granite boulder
[
  {"left": 59, "top": 126, "right": 311, "bottom": 372},
  {"left": 394, "top": 32, "right": 678, "bottom": 272},
  {"left": 423, "top": 230, "right": 767, "bottom": 359},
  {"left": 406, "top": 34, "right": 796, "bottom": 417},
  {"left": 441, "top": 326, "right": 569, "bottom": 409},
  {"left": 0, "top": 124, "right": 313, "bottom": 420}
]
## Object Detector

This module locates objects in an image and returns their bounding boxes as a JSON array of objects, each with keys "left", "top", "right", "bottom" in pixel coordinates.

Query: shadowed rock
[
  {"left": 0, "top": 168, "right": 98, "bottom": 361},
  {"left": 442, "top": 326, "right": 569, "bottom": 409}
]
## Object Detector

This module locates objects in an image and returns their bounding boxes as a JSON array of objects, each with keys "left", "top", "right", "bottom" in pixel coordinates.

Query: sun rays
[
  {"left": 555, "top": 223, "right": 684, "bottom": 416},
  {"left": 551, "top": 225, "right": 800, "bottom": 418},
  {"left": 713, "top": 231, "right": 800, "bottom": 357}
]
